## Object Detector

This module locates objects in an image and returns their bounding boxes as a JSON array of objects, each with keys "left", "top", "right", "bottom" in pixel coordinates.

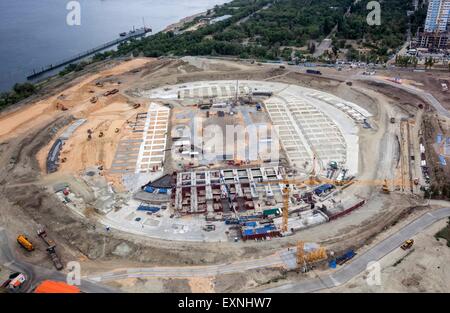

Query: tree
[
  {"left": 308, "top": 42, "right": 316, "bottom": 54},
  {"left": 425, "top": 56, "right": 434, "bottom": 69}
]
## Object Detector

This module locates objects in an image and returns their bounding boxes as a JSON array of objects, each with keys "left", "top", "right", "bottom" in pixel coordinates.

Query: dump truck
[
  {"left": 401, "top": 239, "right": 414, "bottom": 250},
  {"left": 34, "top": 280, "right": 80, "bottom": 293},
  {"left": 17, "top": 235, "right": 34, "bottom": 252}
]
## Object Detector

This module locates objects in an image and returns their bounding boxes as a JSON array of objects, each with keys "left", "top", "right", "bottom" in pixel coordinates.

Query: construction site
[{"left": 1, "top": 56, "right": 449, "bottom": 292}]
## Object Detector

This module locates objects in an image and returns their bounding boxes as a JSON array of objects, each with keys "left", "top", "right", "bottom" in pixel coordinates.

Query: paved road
[
  {"left": 3, "top": 207, "right": 450, "bottom": 292},
  {"left": 87, "top": 208, "right": 450, "bottom": 289},
  {"left": 0, "top": 228, "right": 117, "bottom": 293},
  {"left": 265, "top": 207, "right": 450, "bottom": 292},
  {"left": 357, "top": 76, "right": 450, "bottom": 118}
]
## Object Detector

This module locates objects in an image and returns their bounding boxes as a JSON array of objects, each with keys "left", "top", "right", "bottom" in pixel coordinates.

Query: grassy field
[{"left": 435, "top": 218, "right": 450, "bottom": 247}]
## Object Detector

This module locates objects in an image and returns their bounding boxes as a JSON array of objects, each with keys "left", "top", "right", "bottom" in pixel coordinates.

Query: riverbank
[{"left": 0, "top": 0, "right": 230, "bottom": 92}]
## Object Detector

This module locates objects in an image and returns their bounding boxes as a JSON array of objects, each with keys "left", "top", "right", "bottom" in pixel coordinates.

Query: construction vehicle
[
  {"left": 390, "top": 117, "right": 396, "bottom": 124},
  {"left": 37, "top": 227, "right": 64, "bottom": 271},
  {"left": 203, "top": 224, "right": 216, "bottom": 232},
  {"left": 95, "top": 82, "right": 104, "bottom": 87},
  {"left": 17, "top": 235, "right": 34, "bottom": 252},
  {"left": 47, "top": 246, "right": 63, "bottom": 270},
  {"left": 401, "top": 239, "right": 414, "bottom": 250},
  {"left": 99, "top": 131, "right": 104, "bottom": 138},
  {"left": 56, "top": 103, "right": 68, "bottom": 111},
  {"left": 133, "top": 103, "right": 141, "bottom": 109},
  {"left": 1, "top": 272, "right": 27, "bottom": 291},
  {"left": 115, "top": 128, "right": 120, "bottom": 133},
  {"left": 381, "top": 179, "right": 390, "bottom": 194},
  {"left": 90, "top": 96, "right": 98, "bottom": 104},
  {"left": 103, "top": 89, "right": 119, "bottom": 97}
]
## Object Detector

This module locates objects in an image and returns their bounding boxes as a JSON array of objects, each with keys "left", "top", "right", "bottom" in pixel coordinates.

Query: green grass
[{"left": 435, "top": 219, "right": 450, "bottom": 247}]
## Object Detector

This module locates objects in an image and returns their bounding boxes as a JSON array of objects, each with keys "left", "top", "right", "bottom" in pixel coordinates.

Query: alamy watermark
[
  {"left": 66, "top": 261, "right": 81, "bottom": 286},
  {"left": 365, "top": 261, "right": 382, "bottom": 286},
  {"left": 367, "top": 1, "right": 381, "bottom": 26},
  {"left": 66, "top": 1, "right": 81, "bottom": 26}
]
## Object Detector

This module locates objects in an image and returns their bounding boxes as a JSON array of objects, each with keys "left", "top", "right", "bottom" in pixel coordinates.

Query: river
[{"left": 0, "top": 0, "right": 229, "bottom": 92}]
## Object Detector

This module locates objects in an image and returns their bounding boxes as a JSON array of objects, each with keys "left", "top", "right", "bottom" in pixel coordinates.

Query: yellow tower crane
[{"left": 259, "top": 178, "right": 310, "bottom": 233}]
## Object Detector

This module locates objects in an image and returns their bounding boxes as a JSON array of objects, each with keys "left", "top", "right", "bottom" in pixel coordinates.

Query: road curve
[
  {"left": 357, "top": 76, "right": 450, "bottom": 118},
  {"left": 265, "top": 207, "right": 450, "bottom": 293}
]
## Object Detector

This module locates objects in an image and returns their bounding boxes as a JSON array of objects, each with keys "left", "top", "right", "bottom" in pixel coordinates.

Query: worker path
[{"left": 86, "top": 252, "right": 287, "bottom": 282}]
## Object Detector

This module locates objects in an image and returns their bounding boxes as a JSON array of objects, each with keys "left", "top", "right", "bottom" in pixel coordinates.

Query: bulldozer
[
  {"left": 99, "top": 131, "right": 104, "bottom": 138},
  {"left": 401, "top": 239, "right": 414, "bottom": 250},
  {"left": 115, "top": 128, "right": 120, "bottom": 134},
  {"left": 90, "top": 96, "right": 98, "bottom": 104}
]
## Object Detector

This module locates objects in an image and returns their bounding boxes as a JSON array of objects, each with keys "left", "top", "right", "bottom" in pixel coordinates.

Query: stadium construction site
[{"left": 0, "top": 56, "right": 444, "bottom": 291}]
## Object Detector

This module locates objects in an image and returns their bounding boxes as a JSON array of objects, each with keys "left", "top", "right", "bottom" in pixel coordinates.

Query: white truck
[{"left": 1, "top": 272, "right": 27, "bottom": 291}]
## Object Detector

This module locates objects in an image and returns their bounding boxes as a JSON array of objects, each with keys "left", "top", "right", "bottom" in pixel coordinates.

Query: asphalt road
[
  {"left": 0, "top": 228, "right": 118, "bottom": 293},
  {"left": 86, "top": 208, "right": 450, "bottom": 292},
  {"left": 2, "top": 207, "right": 450, "bottom": 292},
  {"left": 265, "top": 207, "right": 450, "bottom": 293}
]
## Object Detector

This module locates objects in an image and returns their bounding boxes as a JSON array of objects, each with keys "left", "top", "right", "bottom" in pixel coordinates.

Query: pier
[{"left": 27, "top": 27, "right": 151, "bottom": 80}]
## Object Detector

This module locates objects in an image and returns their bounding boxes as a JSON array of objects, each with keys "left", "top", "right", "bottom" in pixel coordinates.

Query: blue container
[
  {"left": 329, "top": 260, "right": 337, "bottom": 268},
  {"left": 137, "top": 205, "right": 160, "bottom": 213},
  {"left": 144, "top": 186, "right": 155, "bottom": 193}
]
